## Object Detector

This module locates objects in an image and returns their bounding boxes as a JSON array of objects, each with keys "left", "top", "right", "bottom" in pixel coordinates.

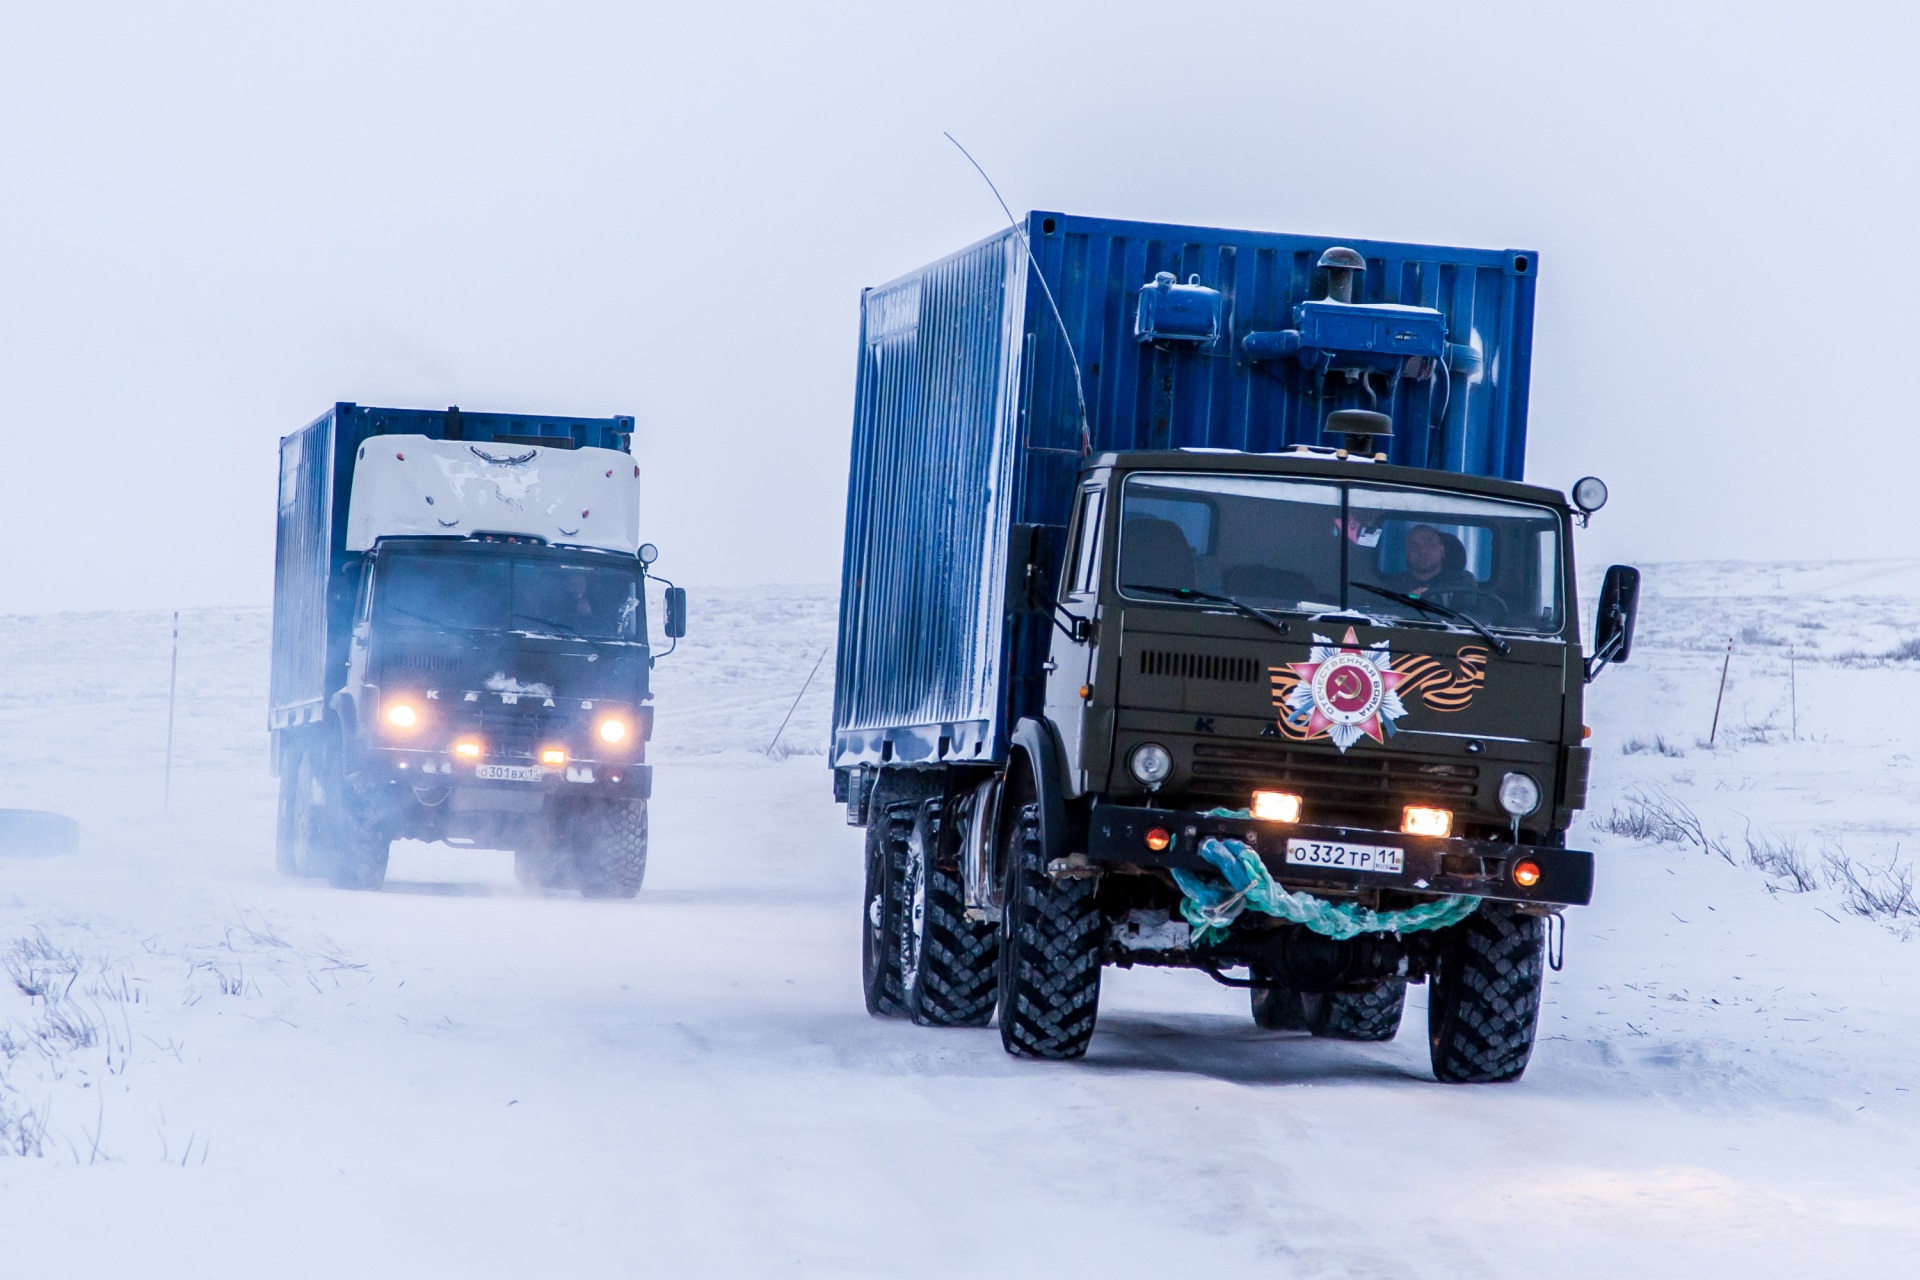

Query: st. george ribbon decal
[{"left": 1270, "top": 630, "right": 1488, "bottom": 751}]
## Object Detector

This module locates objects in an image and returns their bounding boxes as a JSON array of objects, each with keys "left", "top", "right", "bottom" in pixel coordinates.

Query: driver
[
  {"left": 1385, "top": 524, "right": 1475, "bottom": 598},
  {"left": 564, "top": 572, "right": 596, "bottom": 617}
]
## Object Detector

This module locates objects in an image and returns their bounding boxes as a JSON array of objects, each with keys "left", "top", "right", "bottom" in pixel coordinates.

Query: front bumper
[
  {"left": 1087, "top": 803, "right": 1593, "bottom": 908},
  {"left": 358, "top": 748, "right": 653, "bottom": 800}
]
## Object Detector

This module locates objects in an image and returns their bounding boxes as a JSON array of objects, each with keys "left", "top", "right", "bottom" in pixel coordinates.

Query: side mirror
[
  {"left": 1585, "top": 564, "right": 1639, "bottom": 682},
  {"left": 664, "top": 586, "right": 688, "bottom": 639},
  {"left": 1005, "top": 524, "right": 1063, "bottom": 615},
  {"left": 1006, "top": 520, "right": 1092, "bottom": 643}
]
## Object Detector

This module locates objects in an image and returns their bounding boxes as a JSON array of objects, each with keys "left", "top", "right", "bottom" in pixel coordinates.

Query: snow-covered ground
[{"left": 2, "top": 566, "right": 1919, "bottom": 1276}]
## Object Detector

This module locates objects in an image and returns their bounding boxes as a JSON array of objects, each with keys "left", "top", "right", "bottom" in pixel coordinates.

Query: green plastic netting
[{"left": 1171, "top": 811, "right": 1480, "bottom": 945}]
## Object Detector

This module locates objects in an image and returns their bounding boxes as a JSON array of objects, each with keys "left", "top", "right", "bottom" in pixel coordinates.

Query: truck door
[
  {"left": 344, "top": 558, "right": 376, "bottom": 717},
  {"left": 1043, "top": 482, "right": 1106, "bottom": 793}
]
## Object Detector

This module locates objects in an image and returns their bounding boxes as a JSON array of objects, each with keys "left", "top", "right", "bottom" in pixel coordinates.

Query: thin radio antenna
[{"left": 943, "top": 132, "right": 1091, "bottom": 456}]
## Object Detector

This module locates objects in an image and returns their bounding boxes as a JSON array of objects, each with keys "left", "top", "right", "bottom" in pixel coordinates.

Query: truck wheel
[
  {"left": 326, "top": 789, "right": 392, "bottom": 891},
  {"left": 997, "top": 802, "right": 1103, "bottom": 1059},
  {"left": 275, "top": 744, "right": 306, "bottom": 875},
  {"left": 861, "top": 802, "right": 914, "bottom": 1018},
  {"left": 280, "top": 744, "right": 336, "bottom": 879},
  {"left": 1302, "top": 978, "right": 1407, "bottom": 1041},
  {"left": 903, "top": 802, "right": 998, "bottom": 1028},
  {"left": 1427, "top": 906, "right": 1546, "bottom": 1083},
  {"left": 1250, "top": 983, "right": 1309, "bottom": 1030},
  {"left": 275, "top": 748, "right": 298, "bottom": 875},
  {"left": 576, "top": 800, "right": 648, "bottom": 899}
]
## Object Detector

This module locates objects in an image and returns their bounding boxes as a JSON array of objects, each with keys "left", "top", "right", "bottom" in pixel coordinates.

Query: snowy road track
[{"left": 2, "top": 573, "right": 1919, "bottom": 1276}]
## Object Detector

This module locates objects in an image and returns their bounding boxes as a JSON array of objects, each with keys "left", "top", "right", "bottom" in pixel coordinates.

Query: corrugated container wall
[
  {"left": 269, "top": 403, "right": 636, "bottom": 729},
  {"left": 833, "top": 212, "right": 1539, "bottom": 771},
  {"left": 270, "top": 412, "right": 336, "bottom": 723}
]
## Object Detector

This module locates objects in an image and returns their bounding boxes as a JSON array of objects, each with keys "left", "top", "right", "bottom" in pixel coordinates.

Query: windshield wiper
[
  {"left": 511, "top": 612, "right": 587, "bottom": 638},
  {"left": 1351, "top": 582, "right": 1510, "bottom": 655},
  {"left": 1122, "top": 584, "right": 1290, "bottom": 639}
]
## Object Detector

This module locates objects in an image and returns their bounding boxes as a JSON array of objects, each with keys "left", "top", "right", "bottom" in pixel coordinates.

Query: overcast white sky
[{"left": 2, "top": 1, "right": 1914, "bottom": 614}]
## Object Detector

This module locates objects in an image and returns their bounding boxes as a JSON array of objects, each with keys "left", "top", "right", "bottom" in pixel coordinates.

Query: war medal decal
[
  {"left": 1279, "top": 629, "right": 1409, "bottom": 752},
  {"left": 1270, "top": 631, "right": 1489, "bottom": 751}
]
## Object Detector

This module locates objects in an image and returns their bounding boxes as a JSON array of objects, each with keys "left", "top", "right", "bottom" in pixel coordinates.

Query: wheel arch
[{"left": 1009, "top": 717, "right": 1076, "bottom": 864}]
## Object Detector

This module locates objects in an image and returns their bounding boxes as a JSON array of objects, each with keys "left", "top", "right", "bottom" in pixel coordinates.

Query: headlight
[
  {"left": 1127, "top": 742, "right": 1173, "bottom": 787},
  {"left": 1499, "top": 772, "right": 1542, "bottom": 817},
  {"left": 597, "top": 717, "right": 629, "bottom": 745},
  {"left": 385, "top": 703, "right": 419, "bottom": 730}
]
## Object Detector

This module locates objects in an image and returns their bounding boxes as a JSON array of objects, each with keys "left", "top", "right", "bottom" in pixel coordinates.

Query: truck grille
[
  {"left": 1188, "top": 739, "right": 1480, "bottom": 820},
  {"left": 384, "top": 653, "right": 465, "bottom": 674},
  {"left": 468, "top": 705, "right": 570, "bottom": 761},
  {"left": 1137, "top": 650, "right": 1260, "bottom": 683}
]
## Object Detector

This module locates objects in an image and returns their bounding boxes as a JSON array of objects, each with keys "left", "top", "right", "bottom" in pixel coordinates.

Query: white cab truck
[{"left": 270, "top": 404, "right": 685, "bottom": 894}]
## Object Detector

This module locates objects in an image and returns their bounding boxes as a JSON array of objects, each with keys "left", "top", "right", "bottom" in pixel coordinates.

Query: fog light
[
  {"left": 1402, "top": 806, "right": 1453, "bottom": 838},
  {"left": 385, "top": 703, "right": 419, "bottom": 730},
  {"left": 540, "top": 748, "right": 567, "bottom": 767},
  {"left": 1144, "top": 827, "right": 1172, "bottom": 852},
  {"left": 597, "top": 718, "right": 629, "bottom": 745},
  {"left": 1499, "top": 772, "right": 1542, "bottom": 817},
  {"left": 453, "top": 740, "right": 482, "bottom": 760},
  {"left": 1512, "top": 859, "right": 1543, "bottom": 888},
  {"left": 1128, "top": 743, "right": 1173, "bottom": 788},
  {"left": 1251, "top": 790, "right": 1302, "bottom": 823}
]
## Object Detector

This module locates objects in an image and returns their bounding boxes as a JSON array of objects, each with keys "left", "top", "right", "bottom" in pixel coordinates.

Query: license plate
[
  {"left": 475, "top": 764, "right": 544, "bottom": 783},
  {"left": 1284, "top": 839, "right": 1404, "bottom": 875}
]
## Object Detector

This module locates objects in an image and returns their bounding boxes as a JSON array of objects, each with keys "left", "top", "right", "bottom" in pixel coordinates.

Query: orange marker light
[
  {"left": 1251, "top": 790, "right": 1303, "bottom": 823},
  {"left": 1512, "top": 860, "right": 1543, "bottom": 888},
  {"left": 1402, "top": 806, "right": 1454, "bottom": 838},
  {"left": 539, "top": 748, "right": 567, "bottom": 767},
  {"left": 1144, "top": 827, "right": 1173, "bottom": 852},
  {"left": 453, "top": 740, "right": 483, "bottom": 760}
]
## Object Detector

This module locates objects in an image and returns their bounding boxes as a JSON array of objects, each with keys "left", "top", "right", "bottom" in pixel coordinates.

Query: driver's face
[
  {"left": 1405, "top": 527, "right": 1445, "bottom": 577},
  {"left": 566, "top": 574, "right": 592, "bottom": 614}
]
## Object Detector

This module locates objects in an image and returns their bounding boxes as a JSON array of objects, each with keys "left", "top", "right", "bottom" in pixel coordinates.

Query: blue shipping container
[
  {"left": 832, "top": 211, "right": 1538, "bottom": 769},
  {"left": 270, "top": 403, "right": 635, "bottom": 728}
]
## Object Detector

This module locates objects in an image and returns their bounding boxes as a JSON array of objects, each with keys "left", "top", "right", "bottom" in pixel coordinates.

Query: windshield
[
  {"left": 375, "top": 552, "right": 643, "bottom": 640},
  {"left": 1116, "top": 472, "right": 1564, "bottom": 634}
]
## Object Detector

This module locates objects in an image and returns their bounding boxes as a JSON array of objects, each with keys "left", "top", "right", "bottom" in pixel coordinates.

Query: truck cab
[
  {"left": 1053, "top": 447, "right": 1590, "bottom": 857},
  {"left": 334, "top": 534, "right": 658, "bottom": 890}
]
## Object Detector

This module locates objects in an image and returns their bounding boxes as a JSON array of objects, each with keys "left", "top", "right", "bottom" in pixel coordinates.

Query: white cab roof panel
[{"left": 346, "top": 435, "right": 640, "bottom": 554}]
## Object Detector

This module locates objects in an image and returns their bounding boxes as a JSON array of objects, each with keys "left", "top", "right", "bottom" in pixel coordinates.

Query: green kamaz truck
[{"left": 831, "top": 214, "right": 1637, "bottom": 1081}]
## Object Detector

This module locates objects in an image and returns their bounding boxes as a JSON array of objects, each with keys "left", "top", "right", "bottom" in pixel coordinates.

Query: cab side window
[{"left": 1066, "top": 487, "right": 1105, "bottom": 596}]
